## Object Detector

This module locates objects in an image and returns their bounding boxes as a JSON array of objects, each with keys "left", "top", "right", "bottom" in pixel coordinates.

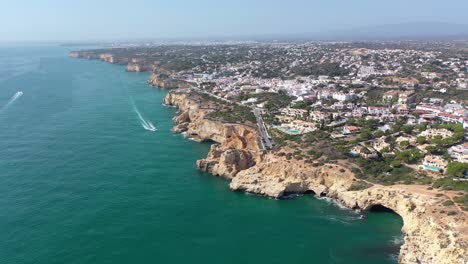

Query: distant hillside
[{"left": 314, "top": 22, "right": 468, "bottom": 41}]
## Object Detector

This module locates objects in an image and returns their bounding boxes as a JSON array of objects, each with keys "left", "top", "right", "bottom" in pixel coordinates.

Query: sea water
[{"left": 0, "top": 45, "right": 403, "bottom": 264}]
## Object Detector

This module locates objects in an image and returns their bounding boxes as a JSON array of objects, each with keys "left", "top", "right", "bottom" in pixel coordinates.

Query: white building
[
  {"left": 448, "top": 143, "right": 468, "bottom": 163},
  {"left": 332, "top": 92, "right": 357, "bottom": 102}
]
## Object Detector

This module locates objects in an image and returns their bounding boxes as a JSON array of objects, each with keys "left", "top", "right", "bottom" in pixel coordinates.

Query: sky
[{"left": 1, "top": 0, "right": 468, "bottom": 42}]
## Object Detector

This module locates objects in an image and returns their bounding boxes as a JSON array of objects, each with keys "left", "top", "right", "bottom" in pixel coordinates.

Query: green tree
[
  {"left": 447, "top": 162, "right": 468, "bottom": 177},
  {"left": 425, "top": 145, "right": 444, "bottom": 155},
  {"left": 360, "top": 129, "right": 373, "bottom": 141},
  {"left": 401, "top": 125, "right": 414, "bottom": 134},
  {"left": 399, "top": 140, "right": 410, "bottom": 149},
  {"left": 396, "top": 149, "right": 423, "bottom": 164},
  {"left": 291, "top": 101, "right": 309, "bottom": 110},
  {"left": 391, "top": 160, "right": 402, "bottom": 168},
  {"left": 417, "top": 136, "right": 426, "bottom": 144},
  {"left": 416, "top": 123, "right": 427, "bottom": 132}
]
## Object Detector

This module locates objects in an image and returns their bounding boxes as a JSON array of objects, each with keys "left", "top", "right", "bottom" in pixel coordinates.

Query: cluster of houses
[
  {"left": 275, "top": 108, "right": 317, "bottom": 134},
  {"left": 347, "top": 127, "right": 465, "bottom": 175},
  {"left": 175, "top": 44, "right": 468, "bottom": 177},
  {"left": 272, "top": 93, "right": 466, "bottom": 176},
  {"left": 448, "top": 143, "right": 468, "bottom": 163},
  {"left": 415, "top": 103, "right": 468, "bottom": 128}
]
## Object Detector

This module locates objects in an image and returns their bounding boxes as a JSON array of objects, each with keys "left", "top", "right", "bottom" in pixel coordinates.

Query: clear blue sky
[{"left": 1, "top": 0, "right": 467, "bottom": 41}]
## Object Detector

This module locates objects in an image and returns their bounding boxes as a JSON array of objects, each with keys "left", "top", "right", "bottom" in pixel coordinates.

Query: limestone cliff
[
  {"left": 230, "top": 153, "right": 467, "bottom": 264},
  {"left": 164, "top": 91, "right": 260, "bottom": 179},
  {"left": 69, "top": 50, "right": 192, "bottom": 88},
  {"left": 126, "top": 62, "right": 155, "bottom": 72},
  {"left": 69, "top": 51, "right": 129, "bottom": 65},
  {"left": 148, "top": 72, "right": 192, "bottom": 89},
  {"left": 164, "top": 90, "right": 467, "bottom": 264}
]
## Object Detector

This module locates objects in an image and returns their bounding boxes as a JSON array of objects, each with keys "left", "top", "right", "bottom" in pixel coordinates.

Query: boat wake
[
  {"left": 132, "top": 104, "right": 157, "bottom": 132},
  {"left": 1, "top": 91, "right": 23, "bottom": 111}
]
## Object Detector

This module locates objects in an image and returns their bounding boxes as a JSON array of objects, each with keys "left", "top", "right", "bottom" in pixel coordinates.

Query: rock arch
[{"left": 366, "top": 204, "right": 399, "bottom": 215}]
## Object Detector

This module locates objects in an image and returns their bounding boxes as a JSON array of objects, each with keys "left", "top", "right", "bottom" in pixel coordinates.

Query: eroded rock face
[
  {"left": 164, "top": 90, "right": 467, "bottom": 264},
  {"left": 69, "top": 51, "right": 130, "bottom": 65},
  {"left": 148, "top": 72, "right": 192, "bottom": 89},
  {"left": 338, "top": 188, "right": 466, "bottom": 264},
  {"left": 197, "top": 146, "right": 255, "bottom": 179},
  {"left": 230, "top": 153, "right": 467, "bottom": 264},
  {"left": 230, "top": 153, "right": 353, "bottom": 198},
  {"left": 126, "top": 62, "right": 155, "bottom": 72},
  {"left": 164, "top": 91, "right": 260, "bottom": 179}
]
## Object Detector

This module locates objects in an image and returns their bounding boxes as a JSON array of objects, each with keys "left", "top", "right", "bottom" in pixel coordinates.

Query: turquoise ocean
[{"left": 0, "top": 45, "right": 403, "bottom": 264}]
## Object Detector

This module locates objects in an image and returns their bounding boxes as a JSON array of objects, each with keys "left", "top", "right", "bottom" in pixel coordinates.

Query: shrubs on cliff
[
  {"left": 208, "top": 105, "right": 256, "bottom": 123},
  {"left": 446, "top": 162, "right": 468, "bottom": 178},
  {"left": 432, "top": 177, "right": 468, "bottom": 192},
  {"left": 453, "top": 194, "right": 468, "bottom": 206},
  {"left": 237, "top": 92, "right": 294, "bottom": 113},
  {"left": 442, "top": 200, "right": 454, "bottom": 206},
  {"left": 349, "top": 180, "right": 373, "bottom": 191},
  {"left": 354, "top": 158, "right": 415, "bottom": 185},
  {"left": 453, "top": 194, "right": 468, "bottom": 211}
]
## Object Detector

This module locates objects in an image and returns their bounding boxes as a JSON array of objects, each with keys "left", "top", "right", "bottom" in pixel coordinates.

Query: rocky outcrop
[
  {"left": 197, "top": 146, "right": 255, "bottom": 179},
  {"left": 69, "top": 51, "right": 129, "bottom": 64},
  {"left": 70, "top": 50, "right": 192, "bottom": 88},
  {"left": 230, "top": 153, "right": 467, "bottom": 264},
  {"left": 341, "top": 187, "right": 466, "bottom": 264},
  {"left": 126, "top": 58, "right": 157, "bottom": 72},
  {"left": 148, "top": 72, "right": 192, "bottom": 89},
  {"left": 164, "top": 90, "right": 467, "bottom": 264},
  {"left": 126, "top": 62, "right": 155, "bottom": 72},
  {"left": 164, "top": 91, "right": 260, "bottom": 179}
]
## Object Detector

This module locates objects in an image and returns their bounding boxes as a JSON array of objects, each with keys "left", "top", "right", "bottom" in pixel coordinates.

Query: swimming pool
[{"left": 424, "top": 165, "right": 442, "bottom": 172}]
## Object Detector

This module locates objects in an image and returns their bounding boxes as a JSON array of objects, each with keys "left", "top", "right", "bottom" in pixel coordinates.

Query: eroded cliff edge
[
  {"left": 164, "top": 90, "right": 467, "bottom": 264},
  {"left": 69, "top": 51, "right": 192, "bottom": 89}
]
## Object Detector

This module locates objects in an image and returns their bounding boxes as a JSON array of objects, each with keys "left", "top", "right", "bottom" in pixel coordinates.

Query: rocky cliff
[
  {"left": 164, "top": 90, "right": 467, "bottom": 264},
  {"left": 148, "top": 72, "right": 192, "bottom": 89},
  {"left": 126, "top": 62, "right": 155, "bottom": 72},
  {"left": 70, "top": 51, "right": 193, "bottom": 89},
  {"left": 230, "top": 153, "right": 467, "bottom": 264},
  {"left": 164, "top": 91, "right": 260, "bottom": 178},
  {"left": 69, "top": 51, "right": 129, "bottom": 64}
]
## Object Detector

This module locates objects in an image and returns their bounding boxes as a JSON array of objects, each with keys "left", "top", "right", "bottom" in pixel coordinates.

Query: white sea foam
[
  {"left": 318, "top": 196, "right": 350, "bottom": 210},
  {"left": 162, "top": 103, "right": 176, "bottom": 108},
  {"left": 1, "top": 91, "right": 23, "bottom": 111},
  {"left": 390, "top": 235, "right": 404, "bottom": 245}
]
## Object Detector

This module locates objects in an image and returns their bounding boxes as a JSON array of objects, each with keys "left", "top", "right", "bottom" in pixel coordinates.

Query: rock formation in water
[{"left": 164, "top": 90, "right": 467, "bottom": 264}]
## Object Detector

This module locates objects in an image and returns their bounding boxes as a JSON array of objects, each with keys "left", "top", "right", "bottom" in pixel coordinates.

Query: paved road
[
  {"left": 253, "top": 108, "right": 273, "bottom": 150},
  {"left": 188, "top": 88, "right": 274, "bottom": 150}
]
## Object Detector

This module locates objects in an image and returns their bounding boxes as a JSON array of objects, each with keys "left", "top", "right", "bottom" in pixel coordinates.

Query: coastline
[
  {"left": 163, "top": 89, "right": 467, "bottom": 264},
  {"left": 70, "top": 52, "right": 467, "bottom": 264}
]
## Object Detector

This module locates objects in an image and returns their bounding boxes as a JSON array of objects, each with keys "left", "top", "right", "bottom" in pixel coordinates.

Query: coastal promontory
[
  {"left": 163, "top": 89, "right": 467, "bottom": 264},
  {"left": 70, "top": 44, "right": 468, "bottom": 264}
]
